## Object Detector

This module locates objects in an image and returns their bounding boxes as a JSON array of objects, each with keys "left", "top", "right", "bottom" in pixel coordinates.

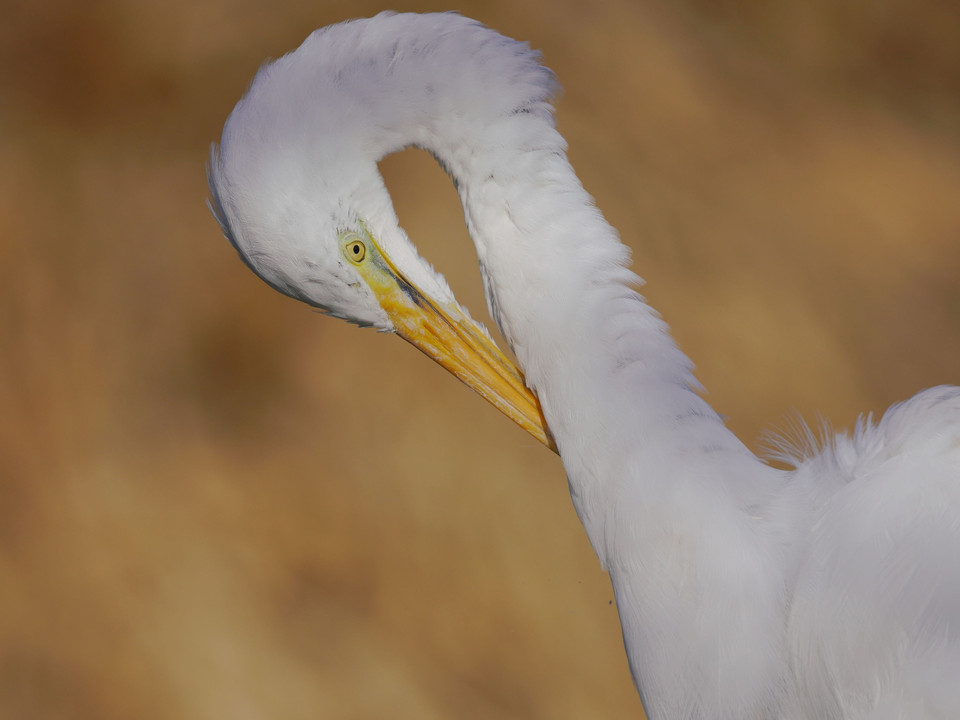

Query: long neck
[
  {"left": 402, "top": 55, "right": 801, "bottom": 720},
  {"left": 340, "top": 15, "right": 799, "bottom": 717},
  {"left": 434, "top": 116, "right": 801, "bottom": 720},
  {"left": 426, "top": 112, "right": 762, "bottom": 546}
]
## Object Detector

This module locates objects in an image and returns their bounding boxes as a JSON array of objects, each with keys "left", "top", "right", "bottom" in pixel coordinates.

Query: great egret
[{"left": 208, "top": 12, "right": 960, "bottom": 719}]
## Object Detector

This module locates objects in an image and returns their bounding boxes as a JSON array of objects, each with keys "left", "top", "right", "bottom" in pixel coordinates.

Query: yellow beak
[
  {"left": 390, "top": 287, "right": 556, "bottom": 452},
  {"left": 346, "top": 230, "right": 556, "bottom": 452}
]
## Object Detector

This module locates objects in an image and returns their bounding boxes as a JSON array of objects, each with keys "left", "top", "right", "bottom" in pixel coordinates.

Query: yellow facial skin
[{"left": 340, "top": 228, "right": 556, "bottom": 452}]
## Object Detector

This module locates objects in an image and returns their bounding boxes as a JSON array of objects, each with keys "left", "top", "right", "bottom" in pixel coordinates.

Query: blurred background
[{"left": 2, "top": 0, "right": 959, "bottom": 717}]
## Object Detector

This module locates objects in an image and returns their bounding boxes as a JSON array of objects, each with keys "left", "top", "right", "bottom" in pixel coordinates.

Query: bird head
[{"left": 207, "top": 13, "right": 554, "bottom": 449}]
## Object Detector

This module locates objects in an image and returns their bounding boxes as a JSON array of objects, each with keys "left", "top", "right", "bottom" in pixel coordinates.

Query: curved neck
[
  {"left": 410, "top": 100, "right": 766, "bottom": 553},
  {"left": 312, "top": 15, "right": 797, "bottom": 716},
  {"left": 429, "top": 109, "right": 804, "bottom": 719}
]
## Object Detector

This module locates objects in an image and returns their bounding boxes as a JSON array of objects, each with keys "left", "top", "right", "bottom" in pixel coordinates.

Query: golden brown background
[{"left": 2, "top": 0, "right": 959, "bottom": 717}]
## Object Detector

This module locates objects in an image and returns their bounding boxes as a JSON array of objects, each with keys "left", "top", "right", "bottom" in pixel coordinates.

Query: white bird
[{"left": 208, "top": 12, "right": 960, "bottom": 719}]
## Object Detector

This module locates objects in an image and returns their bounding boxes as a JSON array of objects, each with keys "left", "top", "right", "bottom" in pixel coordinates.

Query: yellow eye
[{"left": 343, "top": 235, "right": 366, "bottom": 263}]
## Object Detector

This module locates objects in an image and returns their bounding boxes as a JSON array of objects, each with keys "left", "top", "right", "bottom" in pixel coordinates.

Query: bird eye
[{"left": 342, "top": 234, "right": 366, "bottom": 263}]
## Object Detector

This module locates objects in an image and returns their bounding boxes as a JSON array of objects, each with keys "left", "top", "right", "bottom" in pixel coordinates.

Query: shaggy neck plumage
[
  {"left": 376, "top": 52, "right": 768, "bottom": 549},
  {"left": 338, "top": 14, "right": 796, "bottom": 718},
  {"left": 420, "top": 106, "right": 794, "bottom": 720}
]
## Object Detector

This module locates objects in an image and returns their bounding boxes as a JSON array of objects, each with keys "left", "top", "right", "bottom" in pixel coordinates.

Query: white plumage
[{"left": 209, "top": 12, "right": 960, "bottom": 719}]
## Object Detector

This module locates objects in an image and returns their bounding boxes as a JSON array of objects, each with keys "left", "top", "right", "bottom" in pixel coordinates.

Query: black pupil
[{"left": 352, "top": 244, "right": 360, "bottom": 254}]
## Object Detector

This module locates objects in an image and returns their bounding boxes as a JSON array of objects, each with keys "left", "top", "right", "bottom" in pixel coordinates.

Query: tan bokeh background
[{"left": 2, "top": 0, "right": 959, "bottom": 717}]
